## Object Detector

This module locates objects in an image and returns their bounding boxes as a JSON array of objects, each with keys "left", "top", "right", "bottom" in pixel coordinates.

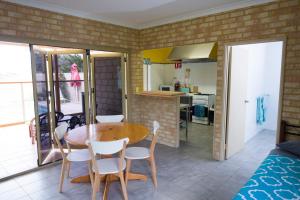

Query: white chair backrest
[
  {"left": 153, "top": 121, "right": 160, "bottom": 135},
  {"left": 96, "top": 115, "right": 124, "bottom": 123},
  {"left": 55, "top": 123, "right": 69, "bottom": 140},
  {"left": 90, "top": 138, "right": 129, "bottom": 155}
]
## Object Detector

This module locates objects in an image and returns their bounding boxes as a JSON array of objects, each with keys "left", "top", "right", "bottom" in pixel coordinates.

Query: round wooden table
[
  {"left": 65, "top": 122, "right": 149, "bottom": 147},
  {"left": 64, "top": 122, "right": 150, "bottom": 187}
]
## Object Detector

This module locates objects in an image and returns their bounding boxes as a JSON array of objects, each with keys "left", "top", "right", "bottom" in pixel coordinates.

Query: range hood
[
  {"left": 168, "top": 42, "right": 217, "bottom": 63},
  {"left": 143, "top": 47, "right": 174, "bottom": 64}
]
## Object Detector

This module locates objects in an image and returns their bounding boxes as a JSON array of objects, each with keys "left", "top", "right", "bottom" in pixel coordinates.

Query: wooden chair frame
[
  {"left": 125, "top": 122, "right": 159, "bottom": 188},
  {"left": 53, "top": 126, "right": 93, "bottom": 192},
  {"left": 88, "top": 139, "right": 128, "bottom": 200}
]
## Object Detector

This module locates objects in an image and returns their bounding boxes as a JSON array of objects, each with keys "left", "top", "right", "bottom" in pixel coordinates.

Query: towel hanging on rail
[{"left": 256, "top": 96, "right": 266, "bottom": 125}]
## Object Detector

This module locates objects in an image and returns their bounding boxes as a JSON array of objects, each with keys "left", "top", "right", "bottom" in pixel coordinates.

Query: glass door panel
[
  {"left": 52, "top": 53, "right": 85, "bottom": 115},
  {"left": 0, "top": 41, "right": 37, "bottom": 179},
  {"left": 30, "top": 45, "right": 53, "bottom": 166},
  {"left": 50, "top": 50, "right": 89, "bottom": 127},
  {"left": 90, "top": 51, "right": 127, "bottom": 121}
]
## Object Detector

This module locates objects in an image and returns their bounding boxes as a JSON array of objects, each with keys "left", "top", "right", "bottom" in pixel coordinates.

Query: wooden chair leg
[
  {"left": 149, "top": 156, "right": 158, "bottom": 188},
  {"left": 92, "top": 174, "right": 100, "bottom": 200},
  {"left": 88, "top": 161, "right": 94, "bottom": 188},
  {"left": 67, "top": 162, "right": 71, "bottom": 178},
  {"left": 59, "top": 160, "right": 67, "bottom": 192},
  {"left": 103, "top": 175, "right": 111, "bottom": 200},
  {"left": 125, "top": 159, "right": 131, "bottom": 186},
  {"left": 119, "top": 172, "right": 128, "bottom": 200}
]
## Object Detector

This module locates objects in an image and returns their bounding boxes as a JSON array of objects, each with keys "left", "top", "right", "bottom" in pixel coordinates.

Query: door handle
[{"left": 48, "top": 91, "right": 52, "bottom": 97}]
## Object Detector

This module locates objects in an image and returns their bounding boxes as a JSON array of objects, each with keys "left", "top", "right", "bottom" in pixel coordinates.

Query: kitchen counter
[{"left": 136, "top": 91, "right": 184, "bottom": 98}]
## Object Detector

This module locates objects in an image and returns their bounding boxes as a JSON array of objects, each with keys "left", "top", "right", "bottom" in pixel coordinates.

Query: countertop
[{"left": 136, "top": 91, "right": 185, "bottom": 97}]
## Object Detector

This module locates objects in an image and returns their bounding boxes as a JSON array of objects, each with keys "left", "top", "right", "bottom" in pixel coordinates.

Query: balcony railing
[{"left": 0, "top": 81, "right": 34, "bottom": 127}]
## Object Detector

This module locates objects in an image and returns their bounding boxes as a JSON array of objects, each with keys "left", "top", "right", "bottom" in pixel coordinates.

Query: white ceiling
[{"left": 6, "top": 0, "right": 274, "bottom": 29}]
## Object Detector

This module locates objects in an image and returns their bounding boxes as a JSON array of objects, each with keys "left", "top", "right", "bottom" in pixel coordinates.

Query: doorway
[{"left": 224, "top": 41, "right": 284, "bottom": 159}]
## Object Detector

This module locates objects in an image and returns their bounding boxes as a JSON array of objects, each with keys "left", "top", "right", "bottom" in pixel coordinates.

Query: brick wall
[
  {"left": 94, "top": 57, "right": 122, "bottom": 115},
  {"left": 139, "top": 0, "right": 300, "bottom": 160},
  {"left": 0, "top": 2, "right": 139, "bottom": 49},
  {"left": 130, "top": 94, "right": 180, "bottom": 147}
]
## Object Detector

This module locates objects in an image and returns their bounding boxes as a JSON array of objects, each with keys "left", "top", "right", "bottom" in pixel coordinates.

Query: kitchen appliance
[
  {"left": 189, "top": 93, "right": 215, "bottom": 125},
  {"left": 159, "top": 85, "right": 174, "bottom": 91}
]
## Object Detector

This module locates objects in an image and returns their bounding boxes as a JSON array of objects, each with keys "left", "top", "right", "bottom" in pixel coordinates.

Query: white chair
[
  {"left": 88, "top": 138, "right": 129, "bottom": 200},
  {"left": 53, "top": 123, "right": 93, "bottom": 192},
  {"left": 125, "top": 121, "right": 160, "bottom": 187},
  {"left": 96, "top": 114, "right": 124, "bottom": 123}
]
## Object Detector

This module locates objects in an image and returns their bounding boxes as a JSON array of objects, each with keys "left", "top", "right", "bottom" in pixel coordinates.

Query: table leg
[
  {"left": 70, "top": 175, "right": 91, "bottom": 183},
  {"left": 70, "top": 172, "right": 147, "bottom": 200},
  {"left": 126, "top": 172, "right": 148, "bottom": 182},
  {"left": 70, "top": 172, "right": 147, "bottom": 183}
]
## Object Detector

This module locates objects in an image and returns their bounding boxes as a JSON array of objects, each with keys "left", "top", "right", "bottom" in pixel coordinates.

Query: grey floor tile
[
  {"left": 0, "top": 179, "right": 20, "bottom": 194},
  {"left": 0, "top": 124, "right": 276, "bottom": 200},
  {"left": 0, "top": 187, "right": 29, "bottom": 200}
]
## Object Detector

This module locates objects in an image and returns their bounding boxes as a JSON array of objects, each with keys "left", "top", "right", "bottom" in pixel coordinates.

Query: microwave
[{"left": 159, "top": 85, "right": 174, "bottom": 91}]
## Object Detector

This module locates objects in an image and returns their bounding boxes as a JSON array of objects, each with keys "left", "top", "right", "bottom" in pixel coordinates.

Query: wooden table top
[
  {"left": 64, "top": 122, "right": 149, "bottom": 147},
  {"left": 136, "top": 91, "right": 184, "bottom": 98}
]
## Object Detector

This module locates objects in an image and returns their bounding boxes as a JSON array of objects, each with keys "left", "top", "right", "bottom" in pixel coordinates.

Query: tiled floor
[
  {"left": 0, "top": 124, "right": 37, "bottom": 179},
  {"left": 180, "top": 122, "right": 214, "bottom": 158},
  {"left": 0, "top": 123, "right": 276, "bottom": 200}
]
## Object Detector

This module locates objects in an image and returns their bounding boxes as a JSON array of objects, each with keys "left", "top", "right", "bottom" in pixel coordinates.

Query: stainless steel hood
[{"left": 168, "top": 42, "right": 217, "bottom": 63}]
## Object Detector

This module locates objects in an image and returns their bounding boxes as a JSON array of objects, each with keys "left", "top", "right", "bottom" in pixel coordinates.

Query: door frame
[
  {"left": 221, "top": 37, "right": 287, "bottom": 160},
  {"left": 30, "top": 45, "right": 44, "bottom": 166}
]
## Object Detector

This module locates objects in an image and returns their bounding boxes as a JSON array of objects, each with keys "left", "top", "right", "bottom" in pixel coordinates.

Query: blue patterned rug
[{"left": 233, "top": 155, "right": 300, "bottom": 200}]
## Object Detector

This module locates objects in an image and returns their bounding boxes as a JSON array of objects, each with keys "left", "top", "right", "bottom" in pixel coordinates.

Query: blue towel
[
  {"left": 194, "top": 104, "right": 206, "bottom": 118},
  {"left": 256, "top": 97, "right": 265, "bottom": 125}
]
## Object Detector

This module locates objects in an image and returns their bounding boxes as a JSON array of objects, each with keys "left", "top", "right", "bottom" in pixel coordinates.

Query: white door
[{"left": 226, "top": 46, "right": 249, "bottom": 159}]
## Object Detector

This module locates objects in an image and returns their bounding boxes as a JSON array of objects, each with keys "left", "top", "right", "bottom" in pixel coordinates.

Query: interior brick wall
[
  {"left": 94, "top": 57, "right": 122, "bottom": 115},
  {"left": 130, "top": 95, "right": 180, "bottom": 147},
  {"left": 139, "top": 0, "right": 300, "bottom": 160},
  {"left": 0, "top": 0, "right": 299, "bottom": 160}
]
